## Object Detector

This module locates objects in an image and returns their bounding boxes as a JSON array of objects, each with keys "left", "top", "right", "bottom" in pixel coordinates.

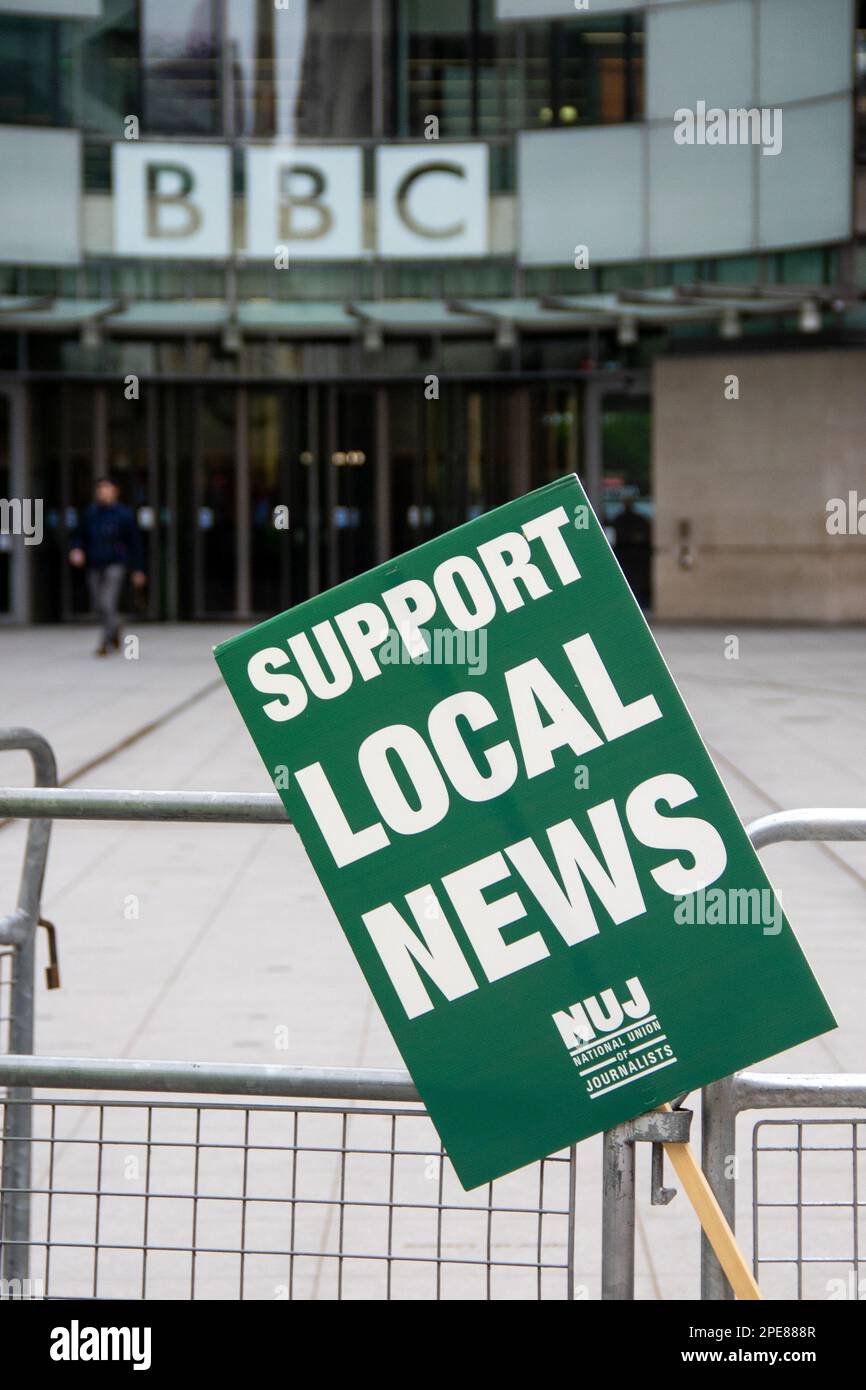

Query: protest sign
[{"left": 214, "top": 476, "right": 835, "bottom": 1189}]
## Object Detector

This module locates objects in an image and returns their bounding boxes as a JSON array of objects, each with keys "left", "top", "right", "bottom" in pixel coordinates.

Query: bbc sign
[{"left": 113, "top": 142, "right": 489, "bottom": 261}]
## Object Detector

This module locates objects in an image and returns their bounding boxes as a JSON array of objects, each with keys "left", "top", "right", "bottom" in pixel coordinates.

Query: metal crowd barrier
[
  {"left": 751, "top": 1117, "right": 865, "bottom": 1300},
  {"left": 701, "top": 1072, "right": 866, "bottom": 1300},
  {"left": 1, "top": 729, "right": 865, "bottom": 1299},
  {"left": 0, "top": 1055, "right": 575, "bottom": 1301},
  {"left": 698, "top": 809, "right": 866, "bottom": 1302},
  {"left": 0, "top": 730, "right": 56, "bottom": 1290}
]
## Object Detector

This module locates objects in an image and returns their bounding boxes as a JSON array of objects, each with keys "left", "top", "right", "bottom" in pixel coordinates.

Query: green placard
[{"left": 214, "top": 476, "right": 835, "bottom": 1189}]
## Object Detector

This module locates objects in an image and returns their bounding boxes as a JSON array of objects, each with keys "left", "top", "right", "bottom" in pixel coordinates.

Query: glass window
[
  {"left": 141, "top": 0, "right": 221, "bottom": 135},
  {"left": 524, "top": 265, "right": 598, "bottom": 295},
  {"left": 441, "top": 261, "right": 512, "bottom": 296},
  {"left": 238, "top": 262, "right": 368, "bottom": 302},
  {"left": 651, "top": 260, "right": 701, "bottom": 289},
  {"left": 489, "top": 142, "right": 514, "bottom": 193},
  {"left": 390, "top": 0, "right": 518, "bottom": 138},
  {"left": 199, "top": 387, "right": 236, "bottom": 614},
  {"left": 19, "top": 267, "right": 61, "bottom": 297},
  {"left": 292, "top": 0, "right": 373, "bottom": 138},
  {"left": 713, "top": 255, "right": 762, "bottom": 286},
  {"left": 108, "top": 393, "right": 151, "bottom": 533},
  {"left": 83, "top": 141, "right": 112, "bottom": 191},
  {"left": 28, "top": 382, "right": 64, "bottom": 623},
  {"left": 775, "top": 248, "right": 829, "bottom": 285},
  {"left": 228, "top": 0, "right": 277, "bottom": 138},
  {"left": 528, "top": 385, "right": 580, "bottom": 490},
  {"left": 438, "top": 337, "right": 499, "bottom": 372},
  {"left": 383, "top": 263, "right": 440, "bottom": 298},
  {"left": 523, "top": 15, "right": 643, "bottom": 131},
  {"left": 599, "top": 263, "right": 648, "bottom": 292},
  {"left": 391, "top": 6, "right": 642, "bottom": 138},
  {"left": 392, "top": 0, "right": 475, "bottom": 138},
  {"left": 0, "top": 16, "right": 65, "bottom": 126},
  {"left": 477, "top": 0, "right": 519, "bottom": 135},
  {"left": 72, "top": 0, "right": 139, "bottom": 134},
  {"left": 228, "top": 0, "right": 373, "bottom": 139},
  {"left": 247, "top": 391, "right": 284, "bottom": 613}
]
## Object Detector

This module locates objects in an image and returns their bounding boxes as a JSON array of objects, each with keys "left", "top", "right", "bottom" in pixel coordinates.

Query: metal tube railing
[
  {"left": 731, "top": 1072, "right": 866, "bottom": 1110},
  {"left": 0, "top": 1054, "right": 418, "bottom": 1103},
  {"left": 700, "top": 1075, "right": 737, "bottom": 1301},
  {"left": 746, "top": 809, "right": 866, "bottom": 850},
  {"left": 0, "top": 787, "right": 288, "bottom": 823},
  {"left": 601, "top": 1127, "right": 636, "bottom": 1301},
  {"left": 0, "top": 730, "right": 57, "bottom": 1288}
]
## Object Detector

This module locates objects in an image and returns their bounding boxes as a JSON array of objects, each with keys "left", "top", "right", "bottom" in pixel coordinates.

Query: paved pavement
[{"left": 1, "top": 622, "right": 864, "bottom": 1300}]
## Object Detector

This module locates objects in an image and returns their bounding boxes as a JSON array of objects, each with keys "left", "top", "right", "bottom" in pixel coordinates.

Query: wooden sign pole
[{"left": 658, "top": 1104, "right": 762, "bottom": 1301}]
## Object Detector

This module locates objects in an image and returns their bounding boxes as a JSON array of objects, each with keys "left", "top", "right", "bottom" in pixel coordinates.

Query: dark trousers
[{"left": 86, "top": 564, "right": 126, "bottom": 645}]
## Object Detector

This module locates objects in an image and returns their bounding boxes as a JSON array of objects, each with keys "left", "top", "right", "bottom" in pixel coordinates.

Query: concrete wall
[{"left": 652, "top": 349, "right": 866, "bottom": 623}]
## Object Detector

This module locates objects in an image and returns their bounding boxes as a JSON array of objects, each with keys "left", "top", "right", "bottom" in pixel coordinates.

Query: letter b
[
  {"left": 278, "top": 165, "right": 334, "bottom": 241},
  {"left": 146, "top": 163, "right": 202, "bottom": 239}
]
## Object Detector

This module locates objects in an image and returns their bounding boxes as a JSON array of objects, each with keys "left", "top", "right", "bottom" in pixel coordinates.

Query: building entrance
[{"left": 22, "top": 374, "right": 650, "bottom": 624}]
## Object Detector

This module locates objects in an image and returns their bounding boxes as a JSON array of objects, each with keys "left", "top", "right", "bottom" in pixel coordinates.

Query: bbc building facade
[{"left": 1, "top": 0, "right": 865, "bottom": 625}]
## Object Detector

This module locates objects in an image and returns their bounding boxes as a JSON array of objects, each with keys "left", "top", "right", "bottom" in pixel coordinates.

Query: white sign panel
[
  {"left": 0, "top": 127, "right": 81, "bottom": 265},
  {"left": 113, "top": 143, "right": 231, "bottom": 259},
  {"left": 244, "top": 147, "right": 363, "bottom": 260},
  {"left": 376, "top": 145, "right": 489, "bottom": 258},
  {"left": 758, "top": 95, "right": 852, "bottom": 250},
  {"left": 519, "top": 127, "right": 644, "bottom": 265}
]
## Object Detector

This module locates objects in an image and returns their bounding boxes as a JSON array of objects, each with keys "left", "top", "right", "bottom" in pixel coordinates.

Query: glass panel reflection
[
  {"left": 199, "top": 388, "right": 236, "bottom": 614},
  {"left": 228, "top": 0, "right": 373, "bottom": 139},
  {"left": 141, "top": 0, "right": 221, "bottom": 135}
]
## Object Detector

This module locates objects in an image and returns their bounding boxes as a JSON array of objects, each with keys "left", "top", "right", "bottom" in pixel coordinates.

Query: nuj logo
[
  {"left": 552, "top": 976, "right": 651, "bottom": 1050},
  {"left": 552, "top": 976, "right": 678, "bottom": 1099}
]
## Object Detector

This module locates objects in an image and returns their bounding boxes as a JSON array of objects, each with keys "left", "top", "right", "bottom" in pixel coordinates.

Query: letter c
[
  {"left": 396, "top": 162, "right": 466, "bottom": 239},
  {"left": 427, "top": 691, "right": 517, "bottom": 802}
]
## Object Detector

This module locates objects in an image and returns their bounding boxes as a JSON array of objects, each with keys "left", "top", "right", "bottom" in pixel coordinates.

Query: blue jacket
[{"left": 71, "top": 504, "right": 145, "bottom": 573}]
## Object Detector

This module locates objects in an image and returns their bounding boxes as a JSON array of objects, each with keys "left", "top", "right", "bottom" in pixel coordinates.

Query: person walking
[{"left": 69, "top": 477, "right": 146, "bottom": 656}]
